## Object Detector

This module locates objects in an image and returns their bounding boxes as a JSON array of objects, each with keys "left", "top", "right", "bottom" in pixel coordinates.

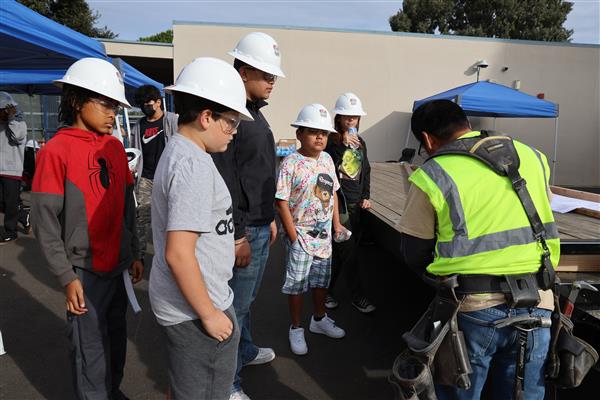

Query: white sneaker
[
  {"left": 245, "top": 347, "right": 275, "bottom": 366},
  {"left": 309, "top": 314, "right": 346, "bottom": 339},
  {"left": 229, "top": 389, "right": 251, "bottom": 400},
  {"left": 289, "top": 326, "right": 308, "bottom": 355}
]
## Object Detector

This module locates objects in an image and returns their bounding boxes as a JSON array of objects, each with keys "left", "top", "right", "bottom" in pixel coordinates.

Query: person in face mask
[{"left": 131, "top": 85, "right": 178, "bottom": 262}]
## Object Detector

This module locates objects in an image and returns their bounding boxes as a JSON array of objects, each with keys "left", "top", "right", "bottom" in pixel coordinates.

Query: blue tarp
[
  {"left": 412, "top": 81, "right": 558, "bottom": 118},
  {"left": 0, "top": 0, "right": 163, "bottom": 95}
]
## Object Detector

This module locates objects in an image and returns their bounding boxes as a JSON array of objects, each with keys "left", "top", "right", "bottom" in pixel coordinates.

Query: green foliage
[
  {"left": 389, "top": 0, "right": 573, "bottom": 42},
  {"left": 139, "top": 29, "right": 173, "bottom": 43},
  {"left": 17, "top": 0, "right": 117, "bottom": 39}
]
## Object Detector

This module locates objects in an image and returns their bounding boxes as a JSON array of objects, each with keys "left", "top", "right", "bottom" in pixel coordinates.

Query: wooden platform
[{"left": 368, "top": 162, "right": 600, "bottom": 241}]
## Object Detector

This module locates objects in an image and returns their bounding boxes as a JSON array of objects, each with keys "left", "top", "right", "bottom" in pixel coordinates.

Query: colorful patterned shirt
[{"left": 276, "top": 151, "right": 340, "bottom": 258}]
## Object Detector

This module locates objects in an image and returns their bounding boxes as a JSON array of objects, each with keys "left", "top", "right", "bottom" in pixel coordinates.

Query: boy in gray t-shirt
[{"left": 148, "top": 57, "right": 253, "bottom": 400}]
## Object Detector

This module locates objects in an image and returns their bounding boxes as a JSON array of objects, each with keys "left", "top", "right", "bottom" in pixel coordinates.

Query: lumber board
[
  {"left": 551, "top": 185, "right": 600, "bottom": 220},
  {"left": 556, "top": 255, "right": 600, "bottom": 272}
]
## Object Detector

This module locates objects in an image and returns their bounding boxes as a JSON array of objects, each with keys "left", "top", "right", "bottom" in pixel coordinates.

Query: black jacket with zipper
[{"left": 211, "top": 99, "right": 276, "bottom": 240}]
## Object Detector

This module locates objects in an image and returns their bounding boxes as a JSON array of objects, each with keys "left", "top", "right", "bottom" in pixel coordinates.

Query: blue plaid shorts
[{"left": 281, "top": 238, "right": 331, "bottom": 295}]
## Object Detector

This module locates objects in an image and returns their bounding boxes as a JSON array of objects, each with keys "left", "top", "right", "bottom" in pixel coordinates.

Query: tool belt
[{"left": 426, "top": 267, "right": 550, "bottom": 309}]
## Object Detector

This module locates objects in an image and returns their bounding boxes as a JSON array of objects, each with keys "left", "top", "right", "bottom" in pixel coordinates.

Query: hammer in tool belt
[{"left": 563, "top": 281, "right": 598, "bottom": 318}]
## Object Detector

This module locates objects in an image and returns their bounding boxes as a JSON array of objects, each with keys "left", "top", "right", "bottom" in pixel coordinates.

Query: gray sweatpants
[
  {"left": 68, "top": 268, "right": 128, "bottom": 400},
  {"left": 163, "top": 307, "right": 240, "bottom": 400}
]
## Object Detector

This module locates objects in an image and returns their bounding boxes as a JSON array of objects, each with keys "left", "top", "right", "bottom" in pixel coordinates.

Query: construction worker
[
  {"left": 210, "top": 32, "right": 285, "bottom": 400},
  {"left": 130, "top": 85, "right": 178, "bottom": 262},
  {"left": 399, "top": 100, "right": 559, "bottom": 400},
  {"left": 31, "top": 58, "right": 143, "bottom": 400}
]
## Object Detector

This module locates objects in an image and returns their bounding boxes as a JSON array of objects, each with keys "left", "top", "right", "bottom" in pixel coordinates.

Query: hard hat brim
[
  {"left": 164, "top": 84, "right": 254, "bottom": 121},
  {"left": 332, "top": 109, "right": 367, "bottom": 117},
  {"left": 290, "top": 123, "right": 337, "bottom": 133},
  {"left": 228, "top": 51, "right": 286, "bottom": 78},
  {"left": 53, "top": 78, "right": 132, "bottom": 108}
]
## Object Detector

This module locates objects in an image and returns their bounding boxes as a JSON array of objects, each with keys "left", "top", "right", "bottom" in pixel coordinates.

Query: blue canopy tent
[
  {"left": 0, "top": 61, "right": 164, "bottom": 98},
  {"left": 0, "top": 0, "right": 163, "bottom": 99},
  {"left": 410, "top": 81, "right": 560, "bottom": 182}
]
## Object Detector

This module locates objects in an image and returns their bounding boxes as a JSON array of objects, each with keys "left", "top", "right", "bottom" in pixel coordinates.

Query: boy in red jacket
[{"left": 31, "top": 58, "right": 143, "bottom": 400}]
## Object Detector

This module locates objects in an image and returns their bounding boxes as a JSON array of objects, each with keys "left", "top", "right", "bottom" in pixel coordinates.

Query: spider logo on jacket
[{"left": 88, "top": 153, "right": 114, "bottom": 196}]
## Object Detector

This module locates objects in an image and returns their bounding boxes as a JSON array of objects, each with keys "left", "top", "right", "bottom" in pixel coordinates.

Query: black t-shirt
[
  {"left": 325, "top": 141, "right": 364, "bottom": 204},
  {"left": 139, "top": 117, "right": 165, "bottom": 179}
]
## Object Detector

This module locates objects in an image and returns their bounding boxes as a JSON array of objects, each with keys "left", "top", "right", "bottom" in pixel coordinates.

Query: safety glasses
[
  {"left": 245, "top": 66, "right": 277, "bottom": 83},
  {"left": 213, "top": 111, "right": 242, "bottom": 134},
  {"left": 89, "top": 97, "right": 122, "bottom": 114}
]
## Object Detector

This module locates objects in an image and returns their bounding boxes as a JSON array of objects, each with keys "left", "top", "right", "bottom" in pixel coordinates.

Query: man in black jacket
[{"left": 211, "top": 32, "right": 286, "bottom": 400}]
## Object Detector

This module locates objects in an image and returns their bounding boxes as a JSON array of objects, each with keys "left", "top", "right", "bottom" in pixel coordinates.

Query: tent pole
[
  {"left": 552, "top": 117, "right": 559, "bottom": 185},
  {"left": 493, "top": 117, "right": 496, "bottom": 130},
  {"left": 28, "top": 95, "right": 34, "bottom": 144}
]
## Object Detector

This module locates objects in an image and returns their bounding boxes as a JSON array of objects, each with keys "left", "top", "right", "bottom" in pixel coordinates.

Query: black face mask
[{"left": 142, "top": 104, "right": 156, "bottom": 118}]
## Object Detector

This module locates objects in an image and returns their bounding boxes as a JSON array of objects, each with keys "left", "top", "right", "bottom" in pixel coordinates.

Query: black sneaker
[
  {"left": 19, "top": 212, "right": 31, "bottom": 234},
  {"left": 0, "top": 233, "right": 18, "bottom": 244},
  {"left": 352, "top": 297, "right": 376, "bottom": 314}
]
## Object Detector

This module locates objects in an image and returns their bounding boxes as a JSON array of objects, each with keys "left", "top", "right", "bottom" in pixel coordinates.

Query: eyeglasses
[
  {"left": 89, "top": 97, "right": 122, "bottom": 114},
  {"left": 213, "top": 111, "right": 241, "bottom": 134},
  {"left": 245, "top": 66, "right": 277, "bottom": 83}
]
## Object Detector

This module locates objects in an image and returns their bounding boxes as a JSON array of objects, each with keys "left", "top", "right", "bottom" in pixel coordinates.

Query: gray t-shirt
[{"left": 149, "top": 133, "right": 234, "bottom": 326}]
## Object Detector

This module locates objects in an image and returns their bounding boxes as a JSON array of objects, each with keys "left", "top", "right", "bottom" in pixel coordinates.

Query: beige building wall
[{"left": 173, "top": 23, "right": 600, "bottom": 186}]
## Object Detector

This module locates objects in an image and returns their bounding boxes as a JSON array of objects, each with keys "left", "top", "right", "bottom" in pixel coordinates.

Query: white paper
[
  {"left": 122, "top": 270, "right": 142, "bottom": 314},
  {"left": 551, "top": 194, "right": 600, "bottom": 214}
]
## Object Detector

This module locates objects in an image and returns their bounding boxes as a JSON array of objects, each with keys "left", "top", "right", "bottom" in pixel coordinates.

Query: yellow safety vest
[{"left": 409, "top": 131, "right": 560, "bottom": 276}]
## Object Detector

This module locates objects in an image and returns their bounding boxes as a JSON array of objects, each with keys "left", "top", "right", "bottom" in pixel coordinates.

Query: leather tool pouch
[
  {"left": 505, "top": 273, "right": 541, "bottom": 309},
  {"left": 546, "top": 296, "right": 599, "bottom": 388},
  {"left": 390, "top": 288, "right": 472, "bottom": 399}
]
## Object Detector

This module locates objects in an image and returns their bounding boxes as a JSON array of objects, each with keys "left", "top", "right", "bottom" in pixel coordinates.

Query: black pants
[
  {"left": 0, "top": 177, "right": 20, "bottom": 237},
  {"left": 68, "top": 268, "right": 128, "bottom": 400},
  {"left": 329, "top": 203, "right": 365, "bottom": 300}
]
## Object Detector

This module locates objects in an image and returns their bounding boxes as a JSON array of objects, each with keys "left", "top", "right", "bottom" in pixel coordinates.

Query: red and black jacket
[{"left": 31, "top": 128, "right": 139, "bottom": 286}]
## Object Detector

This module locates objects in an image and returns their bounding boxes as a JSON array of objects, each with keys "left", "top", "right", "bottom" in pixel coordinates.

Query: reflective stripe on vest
[{"left": 420, "top": 160, "right": 559, "bottom": 259}]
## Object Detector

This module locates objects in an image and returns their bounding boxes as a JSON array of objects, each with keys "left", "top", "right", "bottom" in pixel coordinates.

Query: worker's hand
[
  {"left": 343, "top": 132, "right": 361, "bottom": 148},
  {"left": 269, "top": 220, "right": 278, "bottom": 247},
  {"left": 361, "top": 199, "right": 371, "bottom": 209},
  {"left": 130, "top": 260, "right": 144, "bottom": 284},
  {"left": 234, "top": 239, "right": 252, "bottom": 268},
  {"left": 202, "top": 308, "right": 233, "bottom": 342},
  {"left": 65, "top": 278, "right": 88, "bottom": 315}
]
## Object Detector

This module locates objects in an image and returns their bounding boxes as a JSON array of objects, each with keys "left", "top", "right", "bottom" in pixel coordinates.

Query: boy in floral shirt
[{"left": 276, "top": 104, "right": 346, "bottom": 356}]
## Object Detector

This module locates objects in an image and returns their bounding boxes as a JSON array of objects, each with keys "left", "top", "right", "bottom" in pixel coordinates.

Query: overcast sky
[{"left": 90, "top": 0, "right": 599, "bottom": 45}]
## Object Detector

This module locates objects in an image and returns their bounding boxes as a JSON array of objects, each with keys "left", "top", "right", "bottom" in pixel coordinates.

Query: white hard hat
[
  {"left": 125, "top": 148, "right": 142, "bottom": 173},
  {"left": 333, "top": 92, "right": 367, "bottom": 116},
  {"left": 0, "top": 92, "right": 18, "bottom": 109},
  {"left": 228, "top": 32, "right": 285, "bottom": 78},
  {"left": 54, "top": 58, "right": 131, "bottom": 108},
  {"left": 291, "top": 103, "right": 336, "bottom": 133},
  {"left": 165, "top": 57, "right": 253, "bottom": 121}
]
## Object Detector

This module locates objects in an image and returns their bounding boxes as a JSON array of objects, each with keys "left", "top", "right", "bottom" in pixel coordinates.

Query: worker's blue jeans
[
  {"left": 436, "top": 304, "right": 551, "bottom": 400},
  {"left": 229, "top": 224, "right": 272, "bottom": 392}
]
